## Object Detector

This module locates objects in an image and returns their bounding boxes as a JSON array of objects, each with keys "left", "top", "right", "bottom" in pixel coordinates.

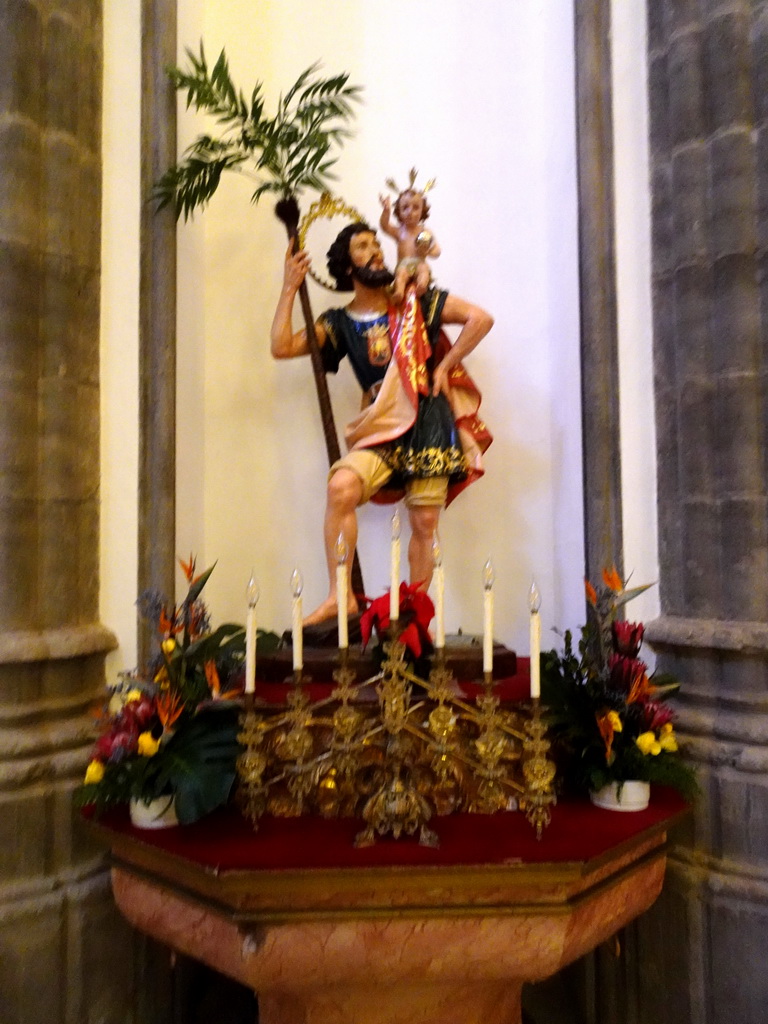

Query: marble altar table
[{"left": 89, "top": 789, "right": 687, "bottom": 1024}]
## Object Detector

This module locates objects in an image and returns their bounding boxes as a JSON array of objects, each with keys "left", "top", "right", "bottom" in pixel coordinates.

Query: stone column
[
  {"left": 575, "top": 0, "right": 625, "bottom": 580},
  {"left": 0, "top": 1, "right": 132, "bottom": 1020},
  {"left": 643, "top": 1, "right": 768, "bottom": 1021}
]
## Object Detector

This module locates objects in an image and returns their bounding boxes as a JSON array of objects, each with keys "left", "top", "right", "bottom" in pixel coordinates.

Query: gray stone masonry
[
  {"left": 643, "top": 1, "right": 768, "bottom": 1022},
  {"left": 0, "top": 1, "right": 133, "bottom": 1021}
]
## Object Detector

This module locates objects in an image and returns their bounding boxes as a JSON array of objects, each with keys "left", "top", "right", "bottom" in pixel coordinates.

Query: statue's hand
[
  {"left": 284, "top": 239, "right": 310, "bottom": 290},
  {"left": 432, "top": 361, "right": 452, "bottom": 399}
]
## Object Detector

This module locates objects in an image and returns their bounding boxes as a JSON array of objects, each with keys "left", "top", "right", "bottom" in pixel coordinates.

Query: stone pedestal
[
  {"left": 112, "top": 855, "right": 662, "bottom": 1024},
  {"left": 94, "top": 796, "right": 686, "bottom": 1024}
]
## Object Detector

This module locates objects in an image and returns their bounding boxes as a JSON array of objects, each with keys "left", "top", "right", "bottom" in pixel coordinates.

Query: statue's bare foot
[{"left": 303, "top": 596, "right": 359, "bottom": 627}]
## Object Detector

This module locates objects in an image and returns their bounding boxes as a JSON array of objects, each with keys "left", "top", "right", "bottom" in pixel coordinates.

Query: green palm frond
[{"left": 155, "top": 42, "right": 362, "bottom": 220}]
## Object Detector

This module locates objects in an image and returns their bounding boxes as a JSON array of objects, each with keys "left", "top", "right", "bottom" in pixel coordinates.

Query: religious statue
[
  {"left": 270, "top": 219, "right": 493, "bottom": 625},
  {"left": 379, "top": 169, "right": 441, "bottom": 304},
  {"left": 154, "top": 51, "right": 493, "bottom": 627}
]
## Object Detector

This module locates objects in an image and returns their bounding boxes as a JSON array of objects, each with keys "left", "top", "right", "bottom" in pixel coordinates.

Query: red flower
[
  {"left": 645, "top": 701, "right": 673, "bottom": 730},
  {"left": 612, "top": 621, "right": 644, "bottom": 658},
  {"left": 608, "top": 653, "right": 648, "bottom": 694},
  {"left": 360, "top": 582, "right": 435, "bottom": 660},
  {"left": 93, "top": 733, "right": 115, "bottom": 760},
  {"left": 94, "top": 719, "right": 139, "bottom": 762},
  {"left": 123, "top": 695, "right": 156, "bottom": 727}
]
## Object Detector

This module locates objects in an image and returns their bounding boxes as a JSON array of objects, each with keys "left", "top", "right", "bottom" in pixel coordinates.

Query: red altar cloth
[
  {"left": 92, "top": 787, "right": 687, "bottom": 873},
  {"left": 253, "top": 656, "right": 532, "bottom": 706}
]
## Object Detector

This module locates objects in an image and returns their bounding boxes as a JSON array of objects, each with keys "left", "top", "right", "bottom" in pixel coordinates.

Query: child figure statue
[{"left": 379, "top": 168, "right": 441, "bottom": 305}]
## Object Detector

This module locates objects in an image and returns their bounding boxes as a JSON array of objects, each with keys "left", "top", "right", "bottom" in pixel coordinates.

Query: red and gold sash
[{"left": 344, "top": 286, "right": 492, "bottom": 506}]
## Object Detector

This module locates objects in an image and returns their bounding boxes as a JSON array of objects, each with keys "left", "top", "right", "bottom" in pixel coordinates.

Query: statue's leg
[
  {"left": 304, "top": 452, "right": 392, "bottom": 625},
  {"left": 415, "top": 260, "right": 431, "bottom": 297},
  {"left": 405, "top": 476, "right": 448, "bottom": 589},
  {"left": 391, "top": 264, "right": 409, "bottom": 305},
  {"left": 407, "top": 504, "right": 441, "bottom": 591},
  {"left": 304, "top": 468, "right": 364, "bottom": 626}
]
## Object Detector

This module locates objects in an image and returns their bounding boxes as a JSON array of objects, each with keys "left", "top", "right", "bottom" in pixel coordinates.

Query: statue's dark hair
[
  {"left": 394, "top": 189, "right": 431, "bottom": 223},
  {"left": 326, "top": 222, "right": 375, "bottom": 292}
]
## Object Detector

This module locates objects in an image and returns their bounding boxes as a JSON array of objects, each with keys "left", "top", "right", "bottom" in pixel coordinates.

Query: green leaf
[
  {"left": 157, "top": 47, "right": 363, "bottom": 217},
  {"left": 186, "top": 563, "right": 216, "bottom": 604},
  {"left": 257, "top": 628, "right": 281, "bottom": 653},
  {"left": 159, "top": 706, "right": 242, "bottom": 824},
  {"left": 614, "top": 583, "right": 653, "bottom": 607},
  {"left": 185, "top": 623, "right": 245, "bottom": 661}
]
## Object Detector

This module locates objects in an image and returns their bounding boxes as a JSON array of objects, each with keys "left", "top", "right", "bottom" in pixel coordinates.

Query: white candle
[
  {"left": 529, "top": 581, "right": 542, "bottom": 699},
  {"left": 291, "top": 568, "right": 303, "bottom": 671},
  {"left": 335, "top": 533, "right": 349, "bottom": 650},
  {"left": 390, "top": 508, "right": 401, "bottom": 622},
  {"left": 244, "top": 573, "right": 260, "bottom": 694},
  {"left": 432, "top": 533, "right": 445, "bottom": 649},
  {"left": 483, "top": 558, "right": 494, "bottom": 674}
]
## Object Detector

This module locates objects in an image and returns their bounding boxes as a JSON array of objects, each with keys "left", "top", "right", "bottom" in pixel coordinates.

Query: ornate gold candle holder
[
  {"left": 236, "top": 694, "right": 270, "bottom": 829},
  {"left": 235, "top": 635, "right": 557, "bottom": 846},
  {"left": 520, "top": 697, "right": 557, "bottom": 838},
  {"left": 355, "top": 622, "right": 439, "bottom": 848}
]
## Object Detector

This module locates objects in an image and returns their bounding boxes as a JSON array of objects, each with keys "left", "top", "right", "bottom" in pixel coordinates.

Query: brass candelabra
[{"left": 237, "top": 625, "right": 556, "bottom": 846}]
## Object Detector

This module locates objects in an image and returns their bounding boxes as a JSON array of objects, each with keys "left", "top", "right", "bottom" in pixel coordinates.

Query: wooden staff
[{"left": 274, "top": 198, "right": 365, "bottom": 600}]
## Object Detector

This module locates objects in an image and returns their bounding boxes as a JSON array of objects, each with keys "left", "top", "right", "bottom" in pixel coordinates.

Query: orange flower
[
  {"left": 627, "top": 671, "right": 656, "bottom": 705},
  {"left": 602, "top": 565, "right": 624, "bottom": 592},
  {"left": 156, "top": 689, "right": 183, "bottom": 730},
  {"left": 597, "top": 711, "right": 620, "bottom": 763},
  {"left": 159, "top": 606, "right": 180, "bottom": 637},
  {"left": 179, "top": 553, "right": 197, "bottom": 583},
  {"left": 585, "top": 580, "right": 598, "bottom": 606},
  {"left": 204, "top": 660, "right": 221, "bottom": 697}
]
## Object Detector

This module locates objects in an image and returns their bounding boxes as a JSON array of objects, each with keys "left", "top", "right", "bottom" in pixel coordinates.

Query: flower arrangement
[
  {"left": 541, "top": 567, "right": 696, "bottom": 800},
  {"left": 76, "top": 558, "right": 276, "bottom": 824},
  {"left": 360, "top": 581, "right": 435, "bottom": 676}
]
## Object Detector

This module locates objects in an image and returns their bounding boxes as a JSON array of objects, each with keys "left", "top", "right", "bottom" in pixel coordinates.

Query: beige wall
[
  {"left": 176, "top": 0, "right": 585, "bottom": 653},
  {"left": 100, "top": 0, "right": 141, "bottom": 673},
  {"left": 612, "top": 0, "right": 659, "bottom": 628},
  {"left": 101, "top": 1, "right": 657, "bottom": 670}
]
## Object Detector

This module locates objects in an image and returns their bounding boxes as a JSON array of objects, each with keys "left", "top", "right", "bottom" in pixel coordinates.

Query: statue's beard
[{"left": 350, "top": 261, "right": 394, "bottom": 288}]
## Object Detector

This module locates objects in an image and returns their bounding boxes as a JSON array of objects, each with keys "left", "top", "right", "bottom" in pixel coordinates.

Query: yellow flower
[
  {"left": 607, "top": 710, "right": 623, "bottom": 732},
  {"left": 84, "top": 760, "right": 105, "bottom": 784},
  {"left": 137, "top": 731, "right": 160, "bottom": 757},
  {"left": 659, "top": 726, "right": 678, "bottom": 752},
  {"left": 636, "top": 731, "right": 662, "bottom": 756},
  {"left": 154, "top": 666, "right": 169, "bottom": 685},
  {"left": 125, "top": 688, "right": 143, "bottom": 703},
  {"left": 161, "top": 637, "right": 176, "bottom": 655}
]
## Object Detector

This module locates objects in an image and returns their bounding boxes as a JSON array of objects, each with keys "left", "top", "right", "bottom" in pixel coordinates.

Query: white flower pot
[
  {"left": 129, "top": 795, "right": 179, "bottom": 829},
  {"left": 590, "top": 780, "right": 650, "bottom": 812}
]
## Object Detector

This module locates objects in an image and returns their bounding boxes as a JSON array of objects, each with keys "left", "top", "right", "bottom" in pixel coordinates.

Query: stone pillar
[
  {"left": 575, "top": 0, "right": 624, "bottom": 580},
  {"left": 0, "top": 1, "right": 133, "bottom": 1020},
  {"left": 643, "top": 1, "right": 768, "bottom": 1021}
]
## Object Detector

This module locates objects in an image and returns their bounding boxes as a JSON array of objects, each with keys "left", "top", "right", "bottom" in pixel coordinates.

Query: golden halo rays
[{"left": 298, "top": 192, "right": 366, "bottom": 291}]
